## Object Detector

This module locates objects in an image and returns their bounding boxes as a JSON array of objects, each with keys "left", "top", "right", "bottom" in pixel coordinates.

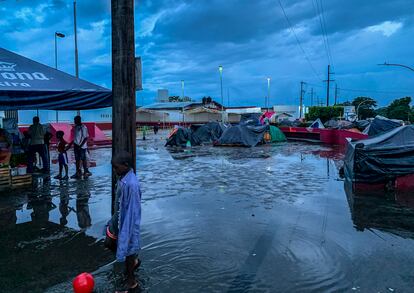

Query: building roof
[{"left": 141, "top": 102, "right": 197, "bottom": 110}]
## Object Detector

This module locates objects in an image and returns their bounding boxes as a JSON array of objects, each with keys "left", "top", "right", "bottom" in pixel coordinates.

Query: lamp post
[
  {"left": 218, "top": 65, "right": 223, "bottom": 122},
  {"left": 356, "top": 100, "right": 370, "bottom": 120},
  {"left": 181, "top": 80, "right": 185, "bottom": 101},
  {"left": 378, "top": 62, "right": 414, "bottom": 72},
  {"left": 74, "top": 0, "right": 80, "bottom": 116},
  {"left": 266, "top": 77, "right": 271, "bottom": 111},
  {"left": 55, "top": 32, "right": 65, "bottom": 123}
]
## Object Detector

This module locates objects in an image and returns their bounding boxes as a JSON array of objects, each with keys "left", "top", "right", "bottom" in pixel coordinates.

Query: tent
[
  {"left": 308, "top": 118, "right": 325, "bottom": 129},
  {"left": 191, "top": 122, "right": 226, "bottom": 145},
  {"left": 269, "top": 125, "right": 287, "bottom": 142},
  {"left": 215, "top": 124, "right": 269, "bottom": 147},
  {"left": 239, "top": 113, "right": 262, "bottom": 126},
  {"left": 0, "top": 48, "right": 112, "bottom": 110},
  {"left": 165, "top": 127, "right": 194, "bottom": 147},
  {"left": 344, "top": 125, "right": 414, "bottom": 184},
  {"left": 324, "top": 119, "right": 352, "bottom": 129},
  {"left": 364, "top": 116, "right": 402, "bottom": 137}
]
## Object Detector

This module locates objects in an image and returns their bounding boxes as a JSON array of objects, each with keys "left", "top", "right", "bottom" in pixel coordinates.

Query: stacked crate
[
  {"left": 0, "top": 167, "right": 11, "bottom": 190},
  {"left": 11, "top": 174, "right": 32, "bottom": 188}
]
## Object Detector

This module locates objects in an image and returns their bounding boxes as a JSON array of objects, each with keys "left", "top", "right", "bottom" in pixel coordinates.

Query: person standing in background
[
  {"left": 27, "top": 117, "right": 48, "bottom": 173},
  {"left": 67, "top": 116, "right": 92, "bottom": 179}
]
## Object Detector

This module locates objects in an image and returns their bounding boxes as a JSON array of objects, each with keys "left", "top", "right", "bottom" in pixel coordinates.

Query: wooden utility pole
[
  {"left": 111, "top": 0, "right": 136, "bottom": 213},
  {"left": 299, "top": 81, "right": 305, "bottom": 119},
  {"left": 334, "top": 83, "right": 338, "bottom": 105},
  {"left": 324, "top": 65, "right": 334, "bottom": 106}
]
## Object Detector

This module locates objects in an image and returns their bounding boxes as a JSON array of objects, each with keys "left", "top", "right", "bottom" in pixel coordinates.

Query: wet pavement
[{"left": 1, "top": 130, "right": 414, "bottom": 292}]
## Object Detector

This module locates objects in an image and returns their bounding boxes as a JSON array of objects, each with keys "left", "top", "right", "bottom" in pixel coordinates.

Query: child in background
[{"left": 54, "top": 131, "right": 69, "bottom": 180}]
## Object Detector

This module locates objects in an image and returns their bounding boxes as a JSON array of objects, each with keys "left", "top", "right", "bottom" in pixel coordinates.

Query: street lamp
[
  {"left": 181, "top": 80, "right": 185, "bottom": 101},
  {"left": 74, "top": 0, "right": 80, "bottom": 116},
  {"left": 55, "top": 32, "right": 65, "bottom": 69},
  {"left": 218, "top": 65, "right": 223, "bottom": 122},
  {"left": 356, "top": 100, "right": 370, "bottom": 120},
  {"left": 378, "top": 62, "right": 414, "bottom": 72},
  {"left": 55, "top": 32, "right": 65, "bottom": 123},
  {"left": 266, "top": 77, "right": 271, "bottom": 111}
]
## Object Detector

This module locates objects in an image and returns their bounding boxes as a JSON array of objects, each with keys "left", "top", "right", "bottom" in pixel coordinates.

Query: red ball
[{"left": 73, "top": 272, "right": 95, "bottom": 293}]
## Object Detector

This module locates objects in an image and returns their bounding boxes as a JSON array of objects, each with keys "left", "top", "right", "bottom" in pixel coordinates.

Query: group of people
[
  {"left": 25, "top": 116, "right": 142, "bottom": 291},
  {"left": 25, "top": 115, "right": 92, "bottom": 179}
]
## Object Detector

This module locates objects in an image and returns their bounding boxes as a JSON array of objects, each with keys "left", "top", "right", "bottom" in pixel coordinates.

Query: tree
[
  {"left": 305, "top": 106, "right": 344, "bottom": 123},
  {"left": 375, "top": 107, "right": 388, "bottom": 117},
  {"left": 387, "top": 97, "right": 411, "bottom": 121},
  {"left": 168, "top": 96, "right": 192, "bottom": 102},
  {"left": 352, "top": 97, "right": 377, "bottom": 119}
]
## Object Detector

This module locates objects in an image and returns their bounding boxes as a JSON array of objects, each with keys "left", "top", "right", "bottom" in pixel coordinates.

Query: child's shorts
[{"left": 58, "top": 152, "right": 68, "bottom": 166}]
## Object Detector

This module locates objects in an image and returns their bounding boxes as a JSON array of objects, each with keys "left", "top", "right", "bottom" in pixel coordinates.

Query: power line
[
  {"left": 311, "top": 0, "right": 330, "bottom": 65},
  {"left": 318, "top": 0, "right": 334, "bottom": 67},
  {"left": 306, "top": 82, "right": 414, "bottom": 95},
  {"left": 277, "top": 0, "right": 322, "bottom": 80}
]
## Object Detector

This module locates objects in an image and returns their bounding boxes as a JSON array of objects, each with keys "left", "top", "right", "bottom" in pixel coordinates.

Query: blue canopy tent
[{"left": 0, "top": 48, "right": 112, "bottom": 110}]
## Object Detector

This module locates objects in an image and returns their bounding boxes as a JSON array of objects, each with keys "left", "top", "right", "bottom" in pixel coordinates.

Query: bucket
[{"left": 17, "top": 165, "right": 27, "bottom": 176}]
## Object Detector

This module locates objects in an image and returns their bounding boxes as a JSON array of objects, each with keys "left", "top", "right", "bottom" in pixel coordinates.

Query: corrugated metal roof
[{"left": 141, "top": 102, "right": 197, "bottom": 110}]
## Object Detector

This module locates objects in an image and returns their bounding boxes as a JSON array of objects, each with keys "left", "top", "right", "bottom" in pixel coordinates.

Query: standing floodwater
[{"left": 1, "top": 133, "right": 414, "bottom": 292}]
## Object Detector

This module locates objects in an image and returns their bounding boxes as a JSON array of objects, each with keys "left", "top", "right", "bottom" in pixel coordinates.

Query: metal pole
[
  {"left": 74, "top": 0, "right": 80, "bottom": 116},
  {"left": 356, "top": 100, "right": 369, "bottom": 121},
  {"left": 326, "top": 65, "right": 330, "bottom": 106},
  {"left": 378, "top": 62, "right": 414, "bottom": 72},
  {"left": 111, "top": 0, "right": 136, "bottom": 213},
  {"left": 267, "top": 77, "right": 271, "bottom": 111},
  {"left": 55, "top": 34, "right": 58, "bottom": 69},
  {"left": 219, "top": 65, "right": 223, "bottom": 122},
  {"left": 299, "top": 81, "right": 304, "bottom": 119},
  {"left": 55, "top": 33, "right": 58, "bottom": 123},
  {"left": 181, "top": 80, "right": 184, "bottom": 100}
]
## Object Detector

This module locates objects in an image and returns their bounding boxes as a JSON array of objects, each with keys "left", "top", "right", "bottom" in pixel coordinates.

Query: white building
[{"left": 157, "top": 89, "right": 169, "bottom": 103}]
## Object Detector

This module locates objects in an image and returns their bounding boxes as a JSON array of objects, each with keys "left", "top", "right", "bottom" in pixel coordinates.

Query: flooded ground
[{"left": 1, "top": 130, "right": 414, "bottom": 292}]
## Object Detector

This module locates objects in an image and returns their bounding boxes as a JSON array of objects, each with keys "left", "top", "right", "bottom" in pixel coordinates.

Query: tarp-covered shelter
[
  {"left": 165, "top": 127, "right": 194, "bottom": 147},
  {"left": 0, "top": 48, "right": 112, "bottom": 110},
  {"left": 239, "top": 113, "right": 262, "bottom": 126},
  {"left": 308, "top": 118, "right": 325, "bottom": 129},
  {"left": 324, "top": 119, "right": 352, "bottom": 129},
  {"left": 268, "top": 125, "right": 287, "bottom": 142},
  {"left": 191, "top": 122, "right": 226, "bottom": 145},
  {"left": 344, "top": 125, "right": 414, "bottom": 183},
  {"left": 215, "top": 124, "right": 269, "bottom": 147},
  {"left": 364, "top": 116, "right": 402, "bottom": 137}
]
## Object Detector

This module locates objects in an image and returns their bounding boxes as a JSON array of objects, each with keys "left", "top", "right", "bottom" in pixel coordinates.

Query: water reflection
[{"left": 345, "top": 180, "right": 414, "bottom": 239}]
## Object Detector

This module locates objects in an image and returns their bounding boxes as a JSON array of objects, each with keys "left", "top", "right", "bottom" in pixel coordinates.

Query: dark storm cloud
[{"left": 1, "top": 0, "right": 414, "bottom": 106}]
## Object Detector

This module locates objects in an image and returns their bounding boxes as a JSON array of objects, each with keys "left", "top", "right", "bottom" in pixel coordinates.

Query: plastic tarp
[
  {"left": 364, "top": 116, "right": 402, "bottom": 136},
  {"left": 269, "top": 125, "right": 286, "bottom": 142},
  {"left": 239, "top": 113, "right": 262, "bottom": 126},
  {"left": 165, "top": 127, "right": 194, "bottom": 147},
  {"left": 191, "top": 122, "right": 226, "bottom": 145},
  {"left": 215, "top": 124, "right": 269, "bottom": 147},
  {"left": 324, "top": 119, "right": 352, "bottom": 129},
  {"left": 344, "top": 125, "right": 414, "bottom": 183},
  {"left": 0, "top": 48, "right": 112, "bottom": 110},
  {"left": 260, "top": 111, "right": 275, "bottom": 124},
  {"left": 308, "top": 118, "right": 325, "bottom": 129}
]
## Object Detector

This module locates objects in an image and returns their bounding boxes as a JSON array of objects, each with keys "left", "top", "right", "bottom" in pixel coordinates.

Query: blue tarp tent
[{"left": 0, "top": 48, "right": 112, "bottom": 110}]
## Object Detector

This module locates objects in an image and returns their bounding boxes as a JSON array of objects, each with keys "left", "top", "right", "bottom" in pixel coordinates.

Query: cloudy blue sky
[{"left": 1, "top": 0, "right": 414, "bottom": 107}]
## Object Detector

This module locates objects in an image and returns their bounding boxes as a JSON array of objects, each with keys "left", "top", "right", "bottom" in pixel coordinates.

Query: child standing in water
[
  {"left": 105, "top": 151, "right": 142, "bottom": 292},
  {"left": 54, "top": 131, "right": 69, "bottom": 180}
]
